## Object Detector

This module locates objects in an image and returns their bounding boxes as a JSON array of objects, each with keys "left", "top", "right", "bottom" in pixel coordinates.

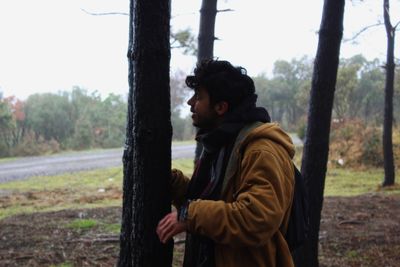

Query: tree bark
[
  {"left": 197, "top": 0, "right": 218, "bottom": 62},
  {"left": 294, "top": 1, "right": 345, "bottom": 267},
  {"left": 118, "top": 0, "right": 173, "bottom": 266},
  {"left": 382, "top": 0, "right": 396, "bottom": 187}
]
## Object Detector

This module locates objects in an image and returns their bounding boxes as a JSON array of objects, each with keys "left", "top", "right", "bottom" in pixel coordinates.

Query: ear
[{"left": 214, "top": 101, "right": 229, "bottom": 116}]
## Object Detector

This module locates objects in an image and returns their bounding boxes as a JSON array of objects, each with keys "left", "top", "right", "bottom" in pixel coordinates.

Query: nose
[{"left": 187, "top": 95, "right": 195, "bottom": 107}]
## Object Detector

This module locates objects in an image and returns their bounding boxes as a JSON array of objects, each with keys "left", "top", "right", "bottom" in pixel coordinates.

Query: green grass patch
[
  {"left": 0, "top": 167, "right": 123, "bottom": 192},
  {"left": 103, "top": 223, "right": 121, "bottom": 234},
  {"left": 66, "top": 219, "right": 98, "bottom": 230},
  {"left": 325, "top": 168, "right": 400, "bottom": 196},
  {"left": 172, "top": 158, "right": 194, "bottom": 176}
]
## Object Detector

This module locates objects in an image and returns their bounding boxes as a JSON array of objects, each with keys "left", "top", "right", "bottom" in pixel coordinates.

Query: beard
[{"left": 191, "top": 111, "right": 220, "bottom": 130}]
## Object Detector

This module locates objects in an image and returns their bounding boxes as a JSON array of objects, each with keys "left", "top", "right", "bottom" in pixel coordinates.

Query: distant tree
[
  {"left": 118, "top": 0, "right": 173, "bottom": 266},
  {"left": 10, "top": 97, "right": 26, "bottom": 147},
  {"left": 254, "top": 57, "right": 312, "bottom": 130},
  {"left": 358, "top": 59, "right": 385, "bottom": 123},
  {"left": 171, "top": 28, "right": 197, "bottom": 55},
  {"left": 170, "top": 70, "right": 189, "bottom": 113},
  {"left": 333, "top": 56, "right": 365, "bottom": 120},
  {"left": 170, "top": 70, "right": 191, "bottom": 140},
  {"left": 0, "top": 94, "right": 14, "bottom": 156},
  {"left": 24, "top": 93, "right": 74, "bottom": 144},
  {"left": 99, "top": 93, "right": 126, "bottom": 148},
  {"left": 382, "top": 0, "right": 397, "bottom": 186},
  {"left": 295, "top": 1, "right": 345, "bottom": 267}
]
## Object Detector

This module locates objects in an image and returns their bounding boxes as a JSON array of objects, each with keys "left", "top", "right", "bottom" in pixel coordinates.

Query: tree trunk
[
  {"left": 197, "top": 0, "right": 218, "bottom": 62},
  {"left": 382, "top": 0, "right": 396, "bottom": 187},
  {"left": 294, "top": 1, "right": 345, "bottom": 267},
  {"left": 118, "top": 0, "right": 173, "bottom": 266},
  {"left": 194, "top": 0, "right": 218, "bottom": 163}
]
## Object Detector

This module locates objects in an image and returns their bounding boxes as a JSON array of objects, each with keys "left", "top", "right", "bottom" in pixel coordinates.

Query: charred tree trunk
[
  {"left": 118, "top": 0, "right": 173, "bottom": 266},
  {"left": 194, "top": 0, "right": 218, "bottom": 162},
  {"left": 294, "top": 1, "right": 344, "bottom": 267},
  {"left": 382, "top": 0, "right": 396, "bottom": 187}
]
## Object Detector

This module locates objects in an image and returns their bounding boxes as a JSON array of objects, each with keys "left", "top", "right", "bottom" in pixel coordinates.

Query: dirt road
[{"left": 0, "top": 144, "right": 195, "bottom": 183}]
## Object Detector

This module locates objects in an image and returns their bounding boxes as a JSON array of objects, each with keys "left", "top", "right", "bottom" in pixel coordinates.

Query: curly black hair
[{"left": 185, "top": 59, "right": 256, "bottom": 110}]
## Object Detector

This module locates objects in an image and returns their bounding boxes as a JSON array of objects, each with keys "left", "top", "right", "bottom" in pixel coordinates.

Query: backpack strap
[{"left": 221, "top": 121, "right": 264, "bottom": 196}]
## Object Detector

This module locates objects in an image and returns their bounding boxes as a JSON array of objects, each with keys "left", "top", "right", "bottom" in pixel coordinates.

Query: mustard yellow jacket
[{"left": 171, "top": 123, "right": 295, "bottom": 267}]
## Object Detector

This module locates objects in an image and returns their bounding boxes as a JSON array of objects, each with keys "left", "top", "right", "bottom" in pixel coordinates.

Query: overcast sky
[{"left": 0, "top": 0, "right": 398, "bottom": 100}]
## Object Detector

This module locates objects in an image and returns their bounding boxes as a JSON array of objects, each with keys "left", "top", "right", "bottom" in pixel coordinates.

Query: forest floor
[{"left": 0, "top": 193, "right": 399, "bottom": 267}]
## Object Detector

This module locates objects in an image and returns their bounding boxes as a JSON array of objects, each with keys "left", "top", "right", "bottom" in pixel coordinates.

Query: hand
[{"left": 156, "top": 211, "right": 187, "bottom": 244}]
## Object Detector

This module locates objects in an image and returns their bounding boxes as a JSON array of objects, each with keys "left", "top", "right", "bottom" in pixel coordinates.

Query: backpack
[{"left": 284, "top": 165, "right": 310, "bottom": 252}]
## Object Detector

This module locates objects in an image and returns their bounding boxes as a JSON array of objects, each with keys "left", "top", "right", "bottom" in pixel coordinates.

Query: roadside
[{"left": 0, "top": 142, "right": 195, "bottom": 183}]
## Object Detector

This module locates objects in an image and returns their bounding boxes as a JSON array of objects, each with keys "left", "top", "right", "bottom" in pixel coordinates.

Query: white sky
[{"left": 0, "top": 0, "right": 398, "bottom": 100}]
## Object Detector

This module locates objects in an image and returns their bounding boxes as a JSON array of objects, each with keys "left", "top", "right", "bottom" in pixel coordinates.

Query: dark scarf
[{"left": 183, "top": 95, "right": 270, "bottom": 267}]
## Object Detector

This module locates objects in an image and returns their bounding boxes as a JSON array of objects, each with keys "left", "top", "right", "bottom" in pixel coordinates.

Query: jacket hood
[{"left": 242, "top": 123, "right": 296, "bottom": 159}]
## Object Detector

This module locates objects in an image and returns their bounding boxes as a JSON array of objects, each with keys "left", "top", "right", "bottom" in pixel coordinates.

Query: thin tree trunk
[
  {"left": 382, "top": 0, "right": 396, "bottom": 186},
  {"left": 118, "top": 0, "right": 173, "bottom": 266},
  {"left": 197, "top": 0, "right": 218, "bottom": 62},
  {"left": 194, "top": 0, "right": 218, "bottom": 163},
  {"left": 294, "top": 1, "right": 345, "bottom": 267}
]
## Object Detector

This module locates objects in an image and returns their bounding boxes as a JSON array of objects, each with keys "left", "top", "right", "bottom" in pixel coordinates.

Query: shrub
[
  {"left": 329, "top": 120, "right": 399, "bottom": 169},
  {"left": 11, "top": 131, "right": 60, "bottom": 156}
]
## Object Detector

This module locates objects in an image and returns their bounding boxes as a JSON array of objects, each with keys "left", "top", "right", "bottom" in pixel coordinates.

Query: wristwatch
[{"left": 178, "top": 200, "right": 192, "bottom": 222}]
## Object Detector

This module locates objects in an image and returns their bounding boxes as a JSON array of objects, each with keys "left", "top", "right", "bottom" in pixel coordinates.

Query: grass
[
  {"left": 0, "top": 167, "right": 123, "bottom": 192},
  {"left": 0, "top": 158, "right": 193, "bottom": 219},
  {"left": 103, "top": 223, "right": 121, "bottom": 234},
  {"left": 66, "top": 219, "right": 98, "bottom": 230},
  {"left": 324, "top": 168, "right": 399, "bottom": 196},
  {"left": 0, "top": 156, "right": 399, "bottom": 220}
]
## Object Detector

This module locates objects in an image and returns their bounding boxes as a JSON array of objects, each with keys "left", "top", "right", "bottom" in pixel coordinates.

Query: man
[{"left": 157, "top": 60, "right": 295, "bottom": 267}]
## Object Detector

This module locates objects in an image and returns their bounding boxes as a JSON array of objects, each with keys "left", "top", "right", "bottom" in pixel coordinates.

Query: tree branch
[
  {"left": 344, "top": 22, "right": 383, "bottom": 42},
  {"left": 394, "top": 20, "right": 400, "bottom": 30},
  {"left": 81, "top": 8, "right": 128, "bottom": 16},
  {"left": 217, "top": 8, "right": 234, "bottom": 13}
]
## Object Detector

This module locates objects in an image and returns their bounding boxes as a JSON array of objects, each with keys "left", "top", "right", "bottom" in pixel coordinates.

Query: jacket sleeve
[
  {"left": 185, "top": 149, "right": 294, "bottom": 247},
  {"left": 171, "top": 168, "right": 190, "bottom": 209}
]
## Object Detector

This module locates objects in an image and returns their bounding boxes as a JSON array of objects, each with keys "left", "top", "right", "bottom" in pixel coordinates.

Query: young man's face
[{"left": 187, "top": 87, "right": 220, "bottom": 130}]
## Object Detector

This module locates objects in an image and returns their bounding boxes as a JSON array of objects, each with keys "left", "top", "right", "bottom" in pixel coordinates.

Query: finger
[
  {"left": 159, "top": 222, "right": 174, "bottom": 243},
  {"left": 157, "top": 214, "right": 173, "bottom": 235},
  {"left": 157, "top": 213, "right": 174, "bottom": 237},
  {"left": 157, "top": 213, "right": 171, "bottom": 228}
]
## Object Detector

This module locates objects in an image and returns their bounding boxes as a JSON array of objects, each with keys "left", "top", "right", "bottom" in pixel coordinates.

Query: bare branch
[
  {"left": 217, "top": 9, "right": 234, "bottom": 13},
  {"left": 171, "top": 45, "right": 186, "bottom": 49},
  {"left": 394, "top": 20, "right": 400, "bottom": 30},
  {"left": 81, "top": 8, "right": 128, "bottom": 16},
  {"left": 344, "top": 22, "right": 383, "bottom": 42}
]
